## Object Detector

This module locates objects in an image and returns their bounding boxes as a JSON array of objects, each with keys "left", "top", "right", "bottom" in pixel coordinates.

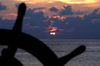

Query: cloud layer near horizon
[{"left": 0, "top": 2, "right": 100, "bottom": 38}]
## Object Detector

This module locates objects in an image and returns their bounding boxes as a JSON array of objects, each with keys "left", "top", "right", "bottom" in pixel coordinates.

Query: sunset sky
[
  {"left": 15, "top": 0, "right": 99, "bottom": 4},
  {"left": 0, "top": 0, "right": 100, "bottom": 39}
]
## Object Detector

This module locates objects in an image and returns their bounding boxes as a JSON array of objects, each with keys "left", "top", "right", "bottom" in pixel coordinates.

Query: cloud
[
  {"left": 0, "top": 2, "right": 7, "bottom": 10},
  {"left": 49, "top": 7, "right": 59, "bottom": 12},
  {"left": 24, "top": 8, "right": 49, "bottom": 26},
  {"left": 23, "top": 8, "right": 100, "bottom": 38},
  {"left": 0, "top": 7, "right": 49, "bottom": 38},
  {"left": 58, "top": 8, "right": 100, "bottom": 38},
  {"left": 1, "top": 4, "right": 100, "bottom": 38},
  {"left": 83, "top": 8, "right": 100, "bottom": 23},
  {"left": 22, "top": 8, "right": 50, "bottom": 38},
  {"left": 59, "top": 6, "right": 73, "bottom": 16},
  {"left": 46, "top": 8, "right": 100, "bottom": 38},
  {"left": 0, "top": 16, "right": 14, "bottom": 29},
  {"left": 33, "top": 7, "right": 45, "bottom": 10},
  {"left": 15, "top": 3, "right": 20, "bottom": 8},
  {"left": 74, "top": 11, "right": 84, "bottom": 15}
]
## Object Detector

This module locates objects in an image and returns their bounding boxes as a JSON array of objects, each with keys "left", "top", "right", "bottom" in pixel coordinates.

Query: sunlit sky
[
  {"left": 16, "top": 0, "right": 98, "bottom": 4},
  {"left": 1, "top": 0, "right": 100, "bottom": 16},
  {"left": 0, "top": 0, "right": 100, "bottom": 38},
  {"left": 0, "top": 0, "right": 100, "bottom": 22}
]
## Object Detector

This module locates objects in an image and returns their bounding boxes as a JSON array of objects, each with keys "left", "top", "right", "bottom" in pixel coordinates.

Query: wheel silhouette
[{"left": 0, "top": 3, "right": 86, "bottom": 66}]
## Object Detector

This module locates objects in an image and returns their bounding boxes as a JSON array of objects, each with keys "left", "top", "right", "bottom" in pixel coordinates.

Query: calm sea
[{"left": 0, "top": 39, "right": 100, "bottom": 66}]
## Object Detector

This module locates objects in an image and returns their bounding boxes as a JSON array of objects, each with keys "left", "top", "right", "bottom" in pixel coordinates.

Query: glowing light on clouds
[
  {"left": 60, "top": 0, "right": 97, "bottom": 4},
  {"left": 16, "top": 0, "right": 98, "bottom": 4}
]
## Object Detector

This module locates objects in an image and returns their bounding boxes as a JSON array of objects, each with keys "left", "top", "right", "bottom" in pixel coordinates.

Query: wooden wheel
[{"left": 0, "top": 3, "right": 86, "bottom": 66}]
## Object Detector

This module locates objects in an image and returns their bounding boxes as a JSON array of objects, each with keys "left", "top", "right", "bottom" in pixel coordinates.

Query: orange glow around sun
[
  {"left": 50, "top": 27, "right": 57, "bottom": 32},
  {"left": 49, "top": 27, "right": 57, "bottom": 36}
]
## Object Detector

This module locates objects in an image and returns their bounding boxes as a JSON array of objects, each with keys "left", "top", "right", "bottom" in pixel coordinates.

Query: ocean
[{"left": 0, "top": 39, "right": 100, "bottom": 66}]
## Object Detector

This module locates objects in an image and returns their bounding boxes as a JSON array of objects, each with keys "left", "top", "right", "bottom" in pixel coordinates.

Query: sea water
[{"left": 0, "top": 39, "right": 100, "bottom": 66}]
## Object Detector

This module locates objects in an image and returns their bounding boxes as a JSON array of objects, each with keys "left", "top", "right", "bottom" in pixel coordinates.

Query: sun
[{"left": 50, "top": 32, "right": 56, "bottom": 35}]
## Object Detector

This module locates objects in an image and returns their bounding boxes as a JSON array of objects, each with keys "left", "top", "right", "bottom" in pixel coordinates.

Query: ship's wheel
[{"left": 0, "top": 3, "right": 86, "bottom": 66}]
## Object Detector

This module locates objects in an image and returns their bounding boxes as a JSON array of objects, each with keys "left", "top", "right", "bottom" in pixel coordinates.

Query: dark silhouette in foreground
[{"left": 0, "top": 3, "right": 86, "bottom": 66}]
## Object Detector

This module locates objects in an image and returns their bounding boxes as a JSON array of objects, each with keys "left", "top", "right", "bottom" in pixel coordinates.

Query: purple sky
[{"left": 0, "top": 1, "right": 100, "bottom": 39}]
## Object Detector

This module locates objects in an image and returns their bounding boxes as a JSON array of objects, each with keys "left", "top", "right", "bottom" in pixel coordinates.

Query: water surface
[{"left": 0, "top": 39, "right": 100, "bottom": 66}]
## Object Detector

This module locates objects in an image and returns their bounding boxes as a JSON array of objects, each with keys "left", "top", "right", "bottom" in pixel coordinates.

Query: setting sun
[{"left": 50, "top": 32, "right": 56, "bottom": 35}]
